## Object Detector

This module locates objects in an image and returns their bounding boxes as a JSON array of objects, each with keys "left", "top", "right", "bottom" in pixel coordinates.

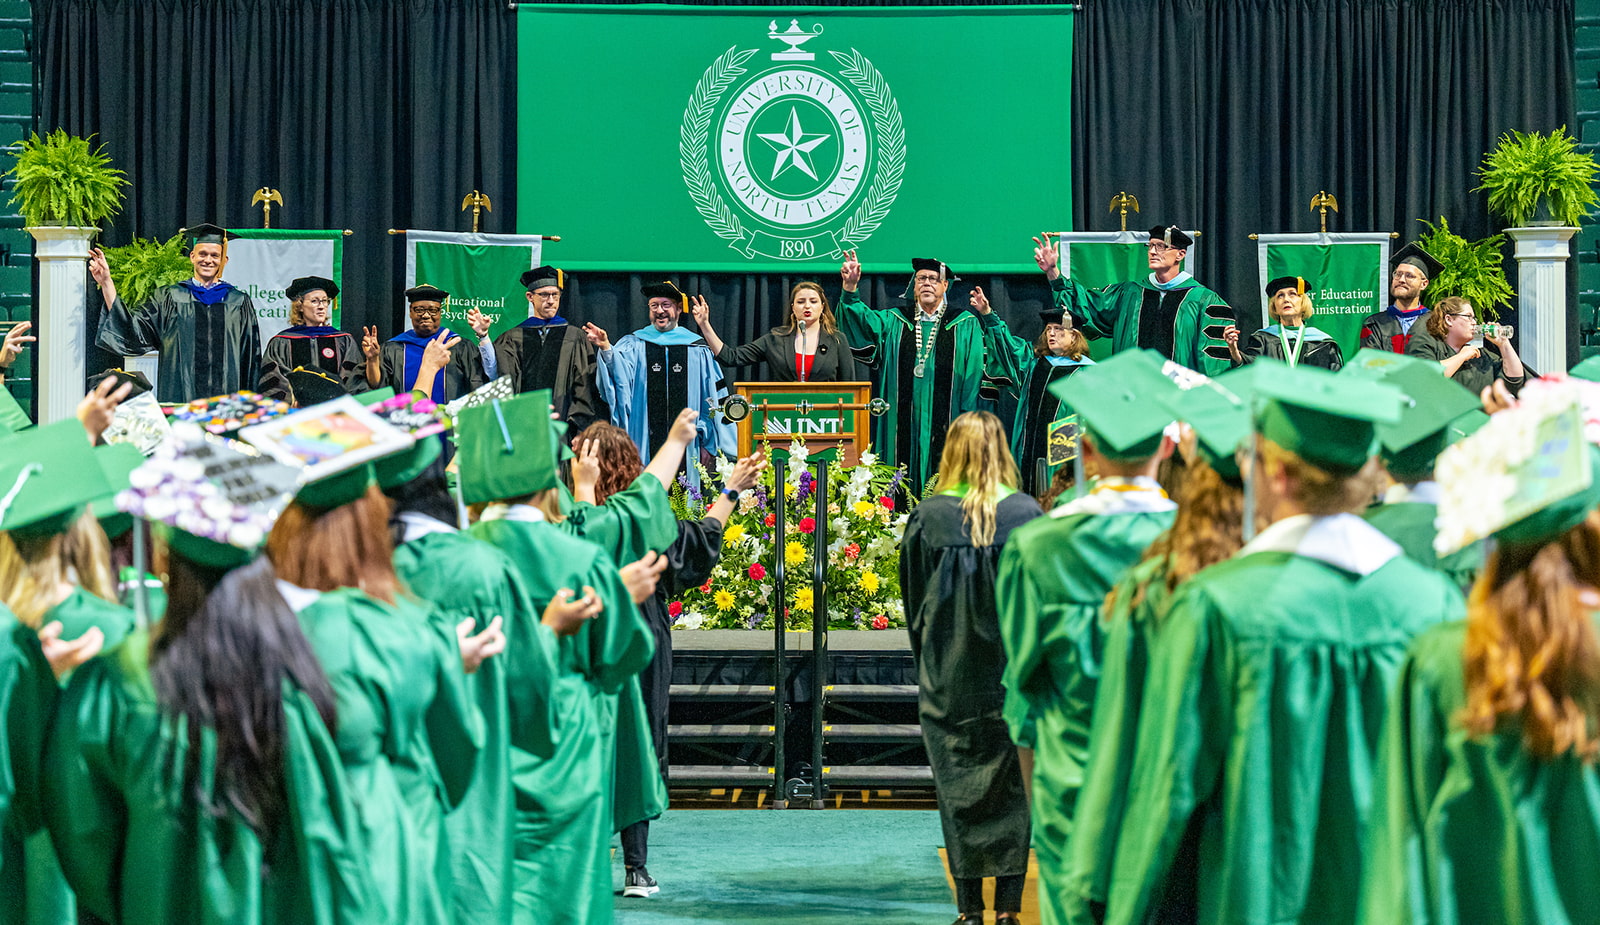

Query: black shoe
[
  {"left": 952, "top": 915, "right": 984, "bottom": 925},
  {"left": 623, "top": 866, "right": 659, "bottom": 898},
  {"left": 996, "top": 914, "right": 1023, "bottom": 925}
]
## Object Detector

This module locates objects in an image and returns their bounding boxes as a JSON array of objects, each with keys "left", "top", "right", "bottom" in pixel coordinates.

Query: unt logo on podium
[{"left": 680, "top": 20, "right": 905, "bottom": 262}]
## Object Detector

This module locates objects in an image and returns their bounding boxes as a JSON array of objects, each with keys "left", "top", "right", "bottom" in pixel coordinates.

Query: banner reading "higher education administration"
[
  {"left": 1257, "top": 233, "right": 1392, "bottom": 359},
  {"left": 516, "top": 5, "right": 1075, "bottom": 274}
]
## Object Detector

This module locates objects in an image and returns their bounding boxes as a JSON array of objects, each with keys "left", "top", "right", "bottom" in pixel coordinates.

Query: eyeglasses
[
  {"left": 1391, "top": 270, "right": 1424, "bottom": 282},
  {"left": 913, "top": 274, "right": 943, "bottom": 284},
  {"left": 1447, "top": 312, "right": 1475, "bottom": 321},
  {"left": 411, "top": 307, "right": 443, "bottom": 317},
  {"left": 531, "top": 291, "right": 561, "bottom": 301},
  {"left": 648, "top": 300, "right": 677, "bottom": 310},
  {"left": 303, "top": 297, "right": 332, "bottom": 307},
  {"left": 1146, "top": 243, "right": 1176, "bottom": 253}
]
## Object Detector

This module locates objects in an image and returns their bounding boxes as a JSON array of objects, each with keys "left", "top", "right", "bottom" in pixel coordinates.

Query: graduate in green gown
[
  {"left": 42, "top": 440, "right": 375, "bottom": 923},
  {"left": 1095, "top": 364, "right": 1464, "bottom": 925},
  {"left": 995, "top": 350, "right": 1182, "bottom": 925},
  {"left": 1360, "top": 414, "right": 1600, "bottom": 924},
  {"left": 1034, "top": 226, "right": 1234, "bottom": 376},
  {"left": 265, "top": 455, "right": 489, "bottom": 925},
  {"left": 1063, "top": 363, "right": 1262, "bottom": 923},
  {"left": 837, "top": 253, "right": 1006, "bottom": 496},
  {"left": 1344, "top": 351, "right": 1488, "bottom": 592},
  {"left": 458, "top": 391, "right": 659, "bottom": 925},
  {"left": 0, "top": 421, "right": 135, "bottom": 925}
]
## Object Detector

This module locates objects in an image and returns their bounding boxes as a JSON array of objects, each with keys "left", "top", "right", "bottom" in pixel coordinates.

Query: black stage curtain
[{"left": 1074, "top": 0, "right": 1575, "bottom": 348}]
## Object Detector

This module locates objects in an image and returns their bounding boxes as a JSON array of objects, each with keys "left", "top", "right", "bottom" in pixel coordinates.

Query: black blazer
[{"left": 714, "top": 328, "right": 861, "bottom": 382}]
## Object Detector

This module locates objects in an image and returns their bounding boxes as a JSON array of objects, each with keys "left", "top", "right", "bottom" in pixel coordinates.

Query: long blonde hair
[
  {"left": 932, "top": 412, "right": 1020, "bottom": 547},
  {"left": 0, "top": 510, "right": 119, "bottom": 628}
]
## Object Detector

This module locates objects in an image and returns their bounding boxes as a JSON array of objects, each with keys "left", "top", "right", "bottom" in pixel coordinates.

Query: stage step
[
  {"left": 823, "top": 683, "right": 919, "bottom": 702},
  {"left": 669, "top": 723, "right": 776, "bottom": 741},
  {"left": 670, "top": 683, "right": 777, "bottom": 701},
  {"left": 822, "top": 723, "right": 923, "bottom": 743},
  {"left": 821, "top": 765, "right": 935, "bottom": 786},
  {"left": 669, "top": 764, "right": 776, "bottom": 786}
]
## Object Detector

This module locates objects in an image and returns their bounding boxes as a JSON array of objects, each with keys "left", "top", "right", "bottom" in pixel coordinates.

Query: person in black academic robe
[
  {"left": 902, "top": 412, "right": 1042, "bottom": 925},
  {"left": 1405, "top": 296, "right": 1526, "bottom": 399},
  {"left": 492, "top": 266, "right": 607, "bottom": 438},
  {"left": 1225, "top": 276, "right": 1344, "bottom": 371},
  {"left": 90, "top": 224, "right": 260, "bottom": 403},
  {"left": 375, "top": 284, "right": 491, "bottom": 402},
  {"left": 1356, "top": 242, "right": 1442, "bottom": 355},
  {"left": 691, "top": 281, "right": 863, "bottom": 382},
  {"left": 258, "top": 276, "right": 369, "bottom": 402}
]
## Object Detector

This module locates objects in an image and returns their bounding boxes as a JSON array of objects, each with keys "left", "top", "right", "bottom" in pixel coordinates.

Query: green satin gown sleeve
[{"left": 560, "top": 473, "right": 678, "bottom": 565}]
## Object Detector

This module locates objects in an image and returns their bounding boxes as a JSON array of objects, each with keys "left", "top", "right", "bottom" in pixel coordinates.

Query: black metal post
[
  {"left": 811, "top": 459, "right": 829, "bottom": 809},
  {"left": 770, "top": 458, "right": 788, "bottom": 809}
]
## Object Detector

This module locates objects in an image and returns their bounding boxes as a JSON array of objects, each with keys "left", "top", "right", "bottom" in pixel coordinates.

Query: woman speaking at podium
[{"left": 690, "top": 282, "right": 861, "bottom": 382}]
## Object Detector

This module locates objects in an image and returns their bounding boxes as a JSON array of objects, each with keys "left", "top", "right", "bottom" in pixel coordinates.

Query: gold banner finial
[
  {"left": 1309, "top": 190, "right": 1339, "bottom": 233},
  {"left": 1108, "top": 191, "right": 1140, "bottom": 232},
  {"left": 251, "top": 188, "right": 283, "bottom": 229},
  {"left": 461, "top": 190, "right": 493, "bottom": 233}
]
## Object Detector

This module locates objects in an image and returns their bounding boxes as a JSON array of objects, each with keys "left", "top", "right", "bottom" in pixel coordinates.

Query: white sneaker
[{"left": 623, "top": 866, "right": 659, "bottom": 898}]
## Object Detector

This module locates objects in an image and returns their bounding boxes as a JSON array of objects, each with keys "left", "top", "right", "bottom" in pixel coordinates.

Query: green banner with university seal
[
  {"left": 1257, "top": 233, "right": 1392, "bottom": 359},
  {"left": 516, "top": 5, "right": 1074, "bottom": 274}
]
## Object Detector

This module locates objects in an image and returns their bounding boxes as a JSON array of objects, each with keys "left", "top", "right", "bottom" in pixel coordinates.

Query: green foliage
[
  {"left": 1476, "top": 127, "right": 1599, "bottom": 227},
  {"left": 3, "top": 130, "right": 128, "bottom": 228},
  {"left": 1416, "top": 217, "right": 1515, "bottom": 322},
  {"left": 102, "top": 234, "right": 192, "bottom": 309}
]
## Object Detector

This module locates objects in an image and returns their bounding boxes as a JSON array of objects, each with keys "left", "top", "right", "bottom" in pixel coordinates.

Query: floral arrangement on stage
[{"left": 667, "top": 441, "right": 912, "bottom": 631}]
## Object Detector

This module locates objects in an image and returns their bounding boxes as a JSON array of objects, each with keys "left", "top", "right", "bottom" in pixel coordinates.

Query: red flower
[
  {"left": 669, "top": 601, "right": 683, "bottom": 618},
  {"left": 764, "top": 513, "right": 776, "bottom": 527},
  {"left": 700, "top": 579, "right": 713, "bottom": 593},
  {"left": 747, "top": 563, "right": 767, "bottom": 581},
  {"left": 871, "top": 614, "right": 889, "bottom": 630},
  {"left": 844, "top": 543, "right": 861, "bottom": 560},
  {"left": 878, "top": 496, "right": 895, "bottom": 509},
  {"left": 798, "top": 517, "right": 816, "bottom": 534}
]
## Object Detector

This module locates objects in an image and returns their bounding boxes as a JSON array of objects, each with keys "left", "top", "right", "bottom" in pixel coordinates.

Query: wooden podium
[{"left": 732, "top": 381, "right": 875, "bottom": 465}]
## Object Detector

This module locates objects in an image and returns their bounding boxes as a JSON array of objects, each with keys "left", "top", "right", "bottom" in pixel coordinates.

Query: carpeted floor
[{"left": 612, "top": 810, "right": 956, "bottom": 924}]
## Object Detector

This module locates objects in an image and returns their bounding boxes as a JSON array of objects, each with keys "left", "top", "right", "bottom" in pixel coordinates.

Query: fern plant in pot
[
  {"left": 1416, "top": 217, "right": 1515, "bottom": 322},
  {"left": 1476, "top": 127, "right": 1599, "bottom": 227}
]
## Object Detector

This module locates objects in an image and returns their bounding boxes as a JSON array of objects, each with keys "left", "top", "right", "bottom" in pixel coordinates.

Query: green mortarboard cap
[
  {"left": 521, "top": 266, "right": 566, "bottom": 291},
  {"left": 1569, "top": 355, "right": 1600, "bottom": 383},
  {"left": 287, "top": 367, "right": 347, "bottom": 407},
  {"left": 1050, "top": 349, "right": 1178, "bottom": 461},
  {"left": 550, "top": 416, "right": 574, "bottom": 463},
  {"left": 1391, "top": 242, "right": 1444, "bottom": 281},
  {"left": 376, "top": 434, "right": 443, "bottom": 491},
  {"left": 355, "top": 387, "right": 396, "bottom": 407},
  {"left": 1339, "top": 348, "right": 1433, "bottom": 381},
  {"left": 184, "top": 223, "right": 237, "bottom": 249},
  {"left": 285, "top": 276, "right": 339, "bottom": 302},
  {"left": 0, "top": 384, "right": 31, "bottom": 436},
  {"left": 458, "top": 390, "right": 558, "bottom": 504},
  {"left": 295, "top": 463, "right": 378, "bottom": 510},
  {"left": 1495, "top": 444, "right": 1600, "bottom": 548},
  {"left": 367, "top": 393, "right": 450, "bottom": 491},
  {"left": 1254, "top": 363, "right": 1404, "bottom": 473},
  {"left": 1347, "top": 360, "right": 1480, "bottom": 475},
  {"left": 1164, "top": 365, "right": 1264, "bottom": 483},
  {"left": 405, "top": 284, "right": 449, "bottom": 304},
  {"left": 1448, "top": 409, "right": 1489, "bottom": 443},
  {"left": 91, "top": 442, "right": 145, "bottom": 539},
  {"left": 0, "top": 420, "right": 111, "bottom": 537}
]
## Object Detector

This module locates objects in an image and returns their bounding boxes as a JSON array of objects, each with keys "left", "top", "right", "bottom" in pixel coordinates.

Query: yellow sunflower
[
  {"left": 852, "top": 500, "right": 876, "bottom": 517},
  {"left": 794, "top": 587, "right": 815, "bottom": 612},
  {"left": 785, "top": 541, "right": 807, "bottom": 566},
  {"left": 714, "top": 589, "right": 736, "bottom": 611},
  {"left": 723, "top": 523, "right": 746, "bottom": 547},
  {"left": 860, "top": 570, "right": 881, "bottom": 594}
]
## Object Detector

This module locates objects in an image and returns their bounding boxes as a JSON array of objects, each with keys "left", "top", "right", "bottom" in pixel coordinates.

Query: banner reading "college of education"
[
  {"left": 516, "top": 4, "right": 1075, "bottom": 274},
  {"left": 1256, "top": 233, "right": 1392, "bottom": 358},
  {"left": 403, "top": 231, "right": 545, "bottom": 341},
  {"left": 222, "top": 229, "right": 346, "bottom": 343}
]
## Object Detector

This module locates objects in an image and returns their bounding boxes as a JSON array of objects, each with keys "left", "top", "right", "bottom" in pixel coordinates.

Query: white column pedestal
[
  {"left": 1508, "top": 225, "right": 1579, "bottom": 376},
  {"left": 26, "top": 226, "right": 95, "bottom": 424}
]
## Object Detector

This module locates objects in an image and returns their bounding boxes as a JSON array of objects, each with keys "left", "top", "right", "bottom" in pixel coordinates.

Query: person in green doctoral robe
[
  {"left": 1033, "top": 225, "right": 1234, "bottom": 376},
  {"left": 264, "top": 460, "right": 490, "bottom": 925},
  {"left": 995, "top": 349, "right": 1182, "bottom": 925},
  {"left": 1091, "top": 363, "right": 1465, "bottom": 925},
  {"left": 971, "top": 290, "right": 1095, "bottom": 495},
  {"left": 837, "top": 253, "right": 1006, "bottom": 496},
  {"left": 1343, "top": 351, "right": 1488, "bottom": 592},
  {"left": 904, "top": 411, "right": 1042, "bottom": 925},
  {"left": 90, "top": 224, "right": 262, "bottom": 404},
  {"left": 1359, "top": 434, "right": 1600, "bottom": 924},
  {"left": 1063, "top": 363, "right": 1262, "bottom": 923},
  {"left": 458, "top": 391, "right": 660, "bottom": 925},
  {"left": 42, "top": 440, "right": 375, "bottom": 924},
  {"left": 0, "top": 421, "right": 136, "bottom": 925}
]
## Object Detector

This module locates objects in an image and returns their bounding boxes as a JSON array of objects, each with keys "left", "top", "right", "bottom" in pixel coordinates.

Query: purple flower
[
  {"left": 746, "top": 611, "right": 762, "bottom": 629},
  {"left": 798, "top": 470, "right": 814, "bottom": 487}
]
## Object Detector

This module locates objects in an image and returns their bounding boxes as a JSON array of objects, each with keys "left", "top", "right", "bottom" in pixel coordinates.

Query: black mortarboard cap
[
  {"left": 285, "top": 276, "right": 339, "bottom": 302},
  {"left": 184, "top": 223, "right": 237, "bottom": 250},
  {"left": 1265, "top": 276, "right": 1309, "bottom": 298},
  {"left": 287, "top": 367, "right": 347, "bottom": 407},
  {"left": 1391, "top": 243, "right": 1443, "bottom": 281},
  {"left": 521, "top": 266, "right": 567, "bottom": 291},
  {"left": 87, "top": 368, "right": 153, "bottom": 399},
  {"left": 641, "top": 280, "right": 689, "bottom": 313},
  {"left": 1148, "top": 225, "right": 1194, "bottom": 250},
  {"left": 405, "top": 284, "right": 450, "bottom": 304}
]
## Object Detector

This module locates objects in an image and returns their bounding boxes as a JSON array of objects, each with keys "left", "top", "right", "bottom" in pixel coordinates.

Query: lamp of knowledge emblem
[{"left": 681, "top": 20, "right": 905, "bottom": 262}]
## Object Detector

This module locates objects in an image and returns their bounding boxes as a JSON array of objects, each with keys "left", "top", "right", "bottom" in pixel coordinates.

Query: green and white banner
[
  {"left": 1256, "top": 233, "right": 1391, "bottom": 357},
  {"left": 404, "top": 230, "right": 544, "bottom": 341},
  {"left": 517, "top": 5, "right": 1074, "bottom": 274},
  {"left": 223, "top": 229, "right": 346, "bottom": 343},
  {"left": 1056, "top": 231, "right": 1200, "bottom": 360}
]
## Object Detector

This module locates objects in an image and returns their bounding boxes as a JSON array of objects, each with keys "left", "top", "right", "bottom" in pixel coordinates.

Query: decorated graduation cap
[
  {"left": 1148, "top": 225, "right": 1194, "bottom": 250},
  {"left": 1050, "top": 349, "right": 1179, "bottom": 461},
  {"left": 285, "top": 276, "right": 339, "bottom": 302},
  {"left": 1391, "top": 242, "right": 1443, "bottom": 281},
  {"left": 287, "top": 367, "right": 346, "bottom": 407},
  {"left": 457, "top": 389, "right": 558, "bottom": 504},
  {"left": 91, "top": 442, "right": 146, "bottom": 540},
  {"left": 1264, "top": 276, "right": 1309, "bottom": 297},
  {"left": 1357, "top": 360, "right": 1481, "bottom": 476},
  {"left": 234, "top": 395, "right": 416, "bottom": 510},
  {"left": 183, "top": 223, "right": 238, "bottom": 252},
  {"left": 0, "top": 419, "right": 113, "bottom": 538},
  {"left": 406, "top": 284, "right": 450, "bottom": 304},
  {"left": 116, "top": 429, "right": 301, "bottom": 570},
  {"left": 521, "top": 266, "right": 567, "bottom": 291},
  {"left": 362, "top": 391, "right": 448, "bottom": 490},
  {"left": 1163, "top": 365, "right": 1264, "bottom": 483},
  {"left": 87, "top": 368, "right": 154, "bottom": 399},
  {"left": 1252, "top": 363, "right": 1404, "bottom": 473},
  {"left": 641, "top": 280, "right": 689, "bottom": 313}
]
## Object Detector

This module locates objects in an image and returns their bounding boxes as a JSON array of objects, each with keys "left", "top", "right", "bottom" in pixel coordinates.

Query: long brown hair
[
  {"left": 930, "top": 411, "right": 1020, "bottom": 547},
  {"left": 0, "top": 510, "right": 118, "bottom": 628},
  {"left": 574, "top": 421, "right": 644, "bottom": 505},
  {"left": 1461, "top": 511, "right": 1600, "bottom": 760},
  {"left": 266, "top": 485, "right": 400, "bottom": 605},
  {"left": 774, "top": 281, "right": 839, "bottom": 335},
  {"left": 1108, "top": 458, "right": 1247, "bottom": 619}
]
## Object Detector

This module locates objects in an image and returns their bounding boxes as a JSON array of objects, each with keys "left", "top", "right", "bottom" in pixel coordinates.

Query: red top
[{"left": 795, "top": 351, "right": 814, "bottom": 380}]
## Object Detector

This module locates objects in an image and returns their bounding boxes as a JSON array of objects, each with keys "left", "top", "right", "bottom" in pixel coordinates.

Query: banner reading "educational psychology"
[{"left": 516, "top": 5, "right": 1075, "bottom": 274}]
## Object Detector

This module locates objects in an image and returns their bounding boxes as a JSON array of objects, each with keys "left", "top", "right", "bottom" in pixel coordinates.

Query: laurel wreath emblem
[{"left": 679, "top": 45, "right": 906, "bottom": 253}]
